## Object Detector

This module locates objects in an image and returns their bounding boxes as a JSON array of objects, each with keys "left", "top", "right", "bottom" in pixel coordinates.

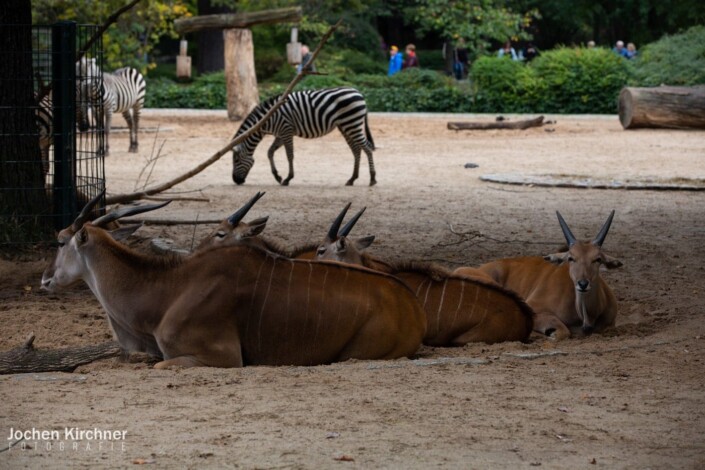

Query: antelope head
[
  {"left": 196, "top": 192, "right": 268, "bottom": 250},
  {"left": 41, "top": 192, "right": 170, "bottom": 292},
  {"left": 315, "top": 203, "right": 374, "bottom": 265},
  {"left": 544, "top": 210, "right": 623, "bottom": 333}
]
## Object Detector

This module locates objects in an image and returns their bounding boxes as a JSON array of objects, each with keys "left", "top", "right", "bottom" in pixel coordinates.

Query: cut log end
[{"left": 619, "top": 86, "right": 705, "bottom": 130}]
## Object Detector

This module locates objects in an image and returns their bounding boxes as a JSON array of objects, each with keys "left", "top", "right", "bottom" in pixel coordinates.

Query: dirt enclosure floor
[{"left": 2, "top": 111, "right": 705, "bottom": 468}]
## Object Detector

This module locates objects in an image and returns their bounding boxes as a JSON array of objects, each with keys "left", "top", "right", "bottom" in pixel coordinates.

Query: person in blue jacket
[{"left": 388, "top": 45, "right": 403, "bottom": 76}]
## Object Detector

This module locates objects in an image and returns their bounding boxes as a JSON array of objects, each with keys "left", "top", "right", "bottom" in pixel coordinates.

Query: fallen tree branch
[
  {"left": 105, "top": 19, "right": 342, "bottom": 206},
  {"left": 448, "top": 116, "right": 545, "bottom": 131},
  {"left": 0, "top": 334, "right": 121, "bottom": 374}
]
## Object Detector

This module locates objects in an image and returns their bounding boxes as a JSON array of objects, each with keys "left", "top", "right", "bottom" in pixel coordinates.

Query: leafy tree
[
  {"left": 409, "top": 0, "right": 538, "bottom": 54},
  {"left": 32, "top": 0, "right": 193, "bottom": 73}
]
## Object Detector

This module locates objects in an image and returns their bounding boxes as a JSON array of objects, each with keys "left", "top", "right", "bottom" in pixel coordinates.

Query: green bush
[
  {"left": 471, "top": 57, "right": 543, "bottom": 113},
  {"left": 631, "top": 25, "right": 705, "bottom": 86},
  {"left": 145, "top": 73, "right": 227, "bottom": 109},
  {"left": 470, "top": 48, "right": 630, "bottom": 114},
  {"left": 530, "top": 47, "right": 630, "bottom": 113}
]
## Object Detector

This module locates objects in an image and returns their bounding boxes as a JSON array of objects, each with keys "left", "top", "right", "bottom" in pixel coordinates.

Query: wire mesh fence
[{"left": 0, "top": 22, "right": 105, "bottom": 251}]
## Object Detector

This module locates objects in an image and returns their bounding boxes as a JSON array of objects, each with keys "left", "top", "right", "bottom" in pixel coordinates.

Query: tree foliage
[
  {"left": 410, "top": 0, "right": 538, "bottom": 53},
  {"left": 32, "top": 0, "right": 192, "bottom": 73}
]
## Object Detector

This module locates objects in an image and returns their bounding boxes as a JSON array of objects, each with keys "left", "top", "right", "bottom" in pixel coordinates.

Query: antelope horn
[
  {"left": 339, "top": 207, "right": 367, "bottom": 237},
  {"left": 71, "top": 189, "right": 105, "bottom": 231},
  {"left": 327, "top": 202, "right": 352, "bottom": 241},
  {"left": 227, "top": 192, "right": 266, "bottom": 227},
  {"left": 592, "top": 210, "right": 615, "bottom": 247},
  {"left": 92, "top": 201, "right": 171, "bottom": 227},
  {"left": 556, "top": 211, "right": 577, "bottom": 247}
]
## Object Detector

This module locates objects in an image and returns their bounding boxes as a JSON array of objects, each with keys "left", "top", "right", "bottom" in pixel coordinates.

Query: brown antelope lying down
[
  {"left": 464, "top": 211, "right": 622, "bottom": 340},
  {"left": 314, "top": 205, "right": 534, "bottom": 346},
  {"left": 41, "top": 194, "right": 426, "bottom": 368}
]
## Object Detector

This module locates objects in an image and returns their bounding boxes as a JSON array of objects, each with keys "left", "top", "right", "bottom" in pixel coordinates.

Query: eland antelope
[
  {"left": 475, "top": 211, "right": 622, "bottom": 340},
  {"left": 41, "top": 194, "right": 426, "bottom": 368}
]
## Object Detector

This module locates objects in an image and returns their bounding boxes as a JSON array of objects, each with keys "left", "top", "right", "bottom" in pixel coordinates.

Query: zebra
[
  {"left": 76, "top": 57, "right": 146, "bottom": 155},
  {"left": 231, "top": 87, "right": 377, "bottom": 186},
  {"left": 35, "top": 91, "right": 53, "bottom": 176}
]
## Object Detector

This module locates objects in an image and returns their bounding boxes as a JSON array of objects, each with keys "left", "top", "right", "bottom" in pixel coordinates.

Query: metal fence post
[{"left": 52, "top": 21, "right": 77, "bottom": 229}]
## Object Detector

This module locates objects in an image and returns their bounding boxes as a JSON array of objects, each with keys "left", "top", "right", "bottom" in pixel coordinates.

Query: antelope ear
[
  {"left": 602, "top": 254, "right": 623, "bottom": 269},
  {"left": 335, "top": 237, "right": 347, "bottom": 251},
  {"left": 354, "top": 235, "right": 375, "bottom": 251},
  {"left": 544, "top": 252, "right": 568, "bottom": 265},
  {"left": 242, "top": 216, "right": 268, "bottom": 238},
  {"left": 109, "top": 223, "right": 142, "bottom": 241}
]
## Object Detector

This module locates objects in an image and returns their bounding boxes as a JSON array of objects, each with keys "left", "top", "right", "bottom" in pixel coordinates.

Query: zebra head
[{"left": 232, "top": 143, "right": 255, "bottom": 185}]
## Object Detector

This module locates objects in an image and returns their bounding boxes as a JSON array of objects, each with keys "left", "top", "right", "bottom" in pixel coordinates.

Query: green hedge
[
  {"left": 630, "top": 25, "right": 705, "bottom": 86},
  {"left": 471, "top": 49, "right": 630, "bottom": 114}
]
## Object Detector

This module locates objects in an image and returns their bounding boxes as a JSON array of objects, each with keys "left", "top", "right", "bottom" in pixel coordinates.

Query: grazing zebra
[
  {"left": 231, "top": 87, "right": 377, "bottom": 186},
  {"left": 76, "top": 58, "right": 146, "bottom": 155}
]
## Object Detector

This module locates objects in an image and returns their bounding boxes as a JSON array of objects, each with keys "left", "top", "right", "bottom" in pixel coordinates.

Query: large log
[
  {"left": 174, "top": 7, "right": 302, "bottom": 34},
  {"left": 224, "top": 28, "right": 259, "bottom": 121},
  {"left": 619, "top": 86, "right": 705, "bottom": 130},
  {"left": 0, "top": 334, "right": 121, "bottom": 374}
]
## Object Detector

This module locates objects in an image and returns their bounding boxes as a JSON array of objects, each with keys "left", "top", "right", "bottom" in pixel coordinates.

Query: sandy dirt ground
[{"left": 2, "top": 111, "right": 705, "bottom": 469}]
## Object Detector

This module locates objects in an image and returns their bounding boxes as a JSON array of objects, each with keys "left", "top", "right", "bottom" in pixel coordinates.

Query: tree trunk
[
  {"left": 224, "top": 28, "right": 259, "bottom": 121},
  {"left": 0, "top": 0, "right": 51, "bottom": 245},
  {"left": 195, "top": 0, "right": 233, "bottom": 74},
  {"left": 619, "top": 86, "right": 705, "bottom": 130},
  {"left": 0, "top": 335, "right": 121, "bottom": 374}
]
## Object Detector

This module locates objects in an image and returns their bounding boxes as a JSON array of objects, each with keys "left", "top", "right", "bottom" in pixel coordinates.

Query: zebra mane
[{"left": 233, "top": 94, "right": 284, "bottom": 139}]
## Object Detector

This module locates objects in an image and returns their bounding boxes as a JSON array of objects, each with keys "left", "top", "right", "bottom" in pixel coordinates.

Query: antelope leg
[{"left": 533, "top": 312, "right": 571, "bottom": 340}]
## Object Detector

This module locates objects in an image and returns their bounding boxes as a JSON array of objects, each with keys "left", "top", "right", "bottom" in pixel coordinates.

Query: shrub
[
  {"left": 530, "top": 47, "right": 631, "bottom": 113},
  {"left": 145, "top": 73, "right": 227, "bottom": 109},
  {"left": 631, "top": 25, "right": 705, "bottom": 86},
  {"left": 470, "top": 49, "right": 630, "bottom": 114},
  {"left": 471, "top": 57, "right": 543, "bottom": 113}
]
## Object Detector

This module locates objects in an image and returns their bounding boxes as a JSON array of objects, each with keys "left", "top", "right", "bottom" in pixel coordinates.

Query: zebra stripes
[
  {"left": 232, "top": 87, "right": 377, "bottom": 186},
  {"left": 77, "top": 58, "right": 146, "bottom": 155}
]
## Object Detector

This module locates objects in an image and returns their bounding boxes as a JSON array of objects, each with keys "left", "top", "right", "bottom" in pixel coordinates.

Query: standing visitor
[
  {"left": 612, "top": 40, "right": 629, "bottom": 58},
  {"left": 388, "top": 45, "right": 403, "bottom": 76},
  {"left": 498, "top": 40, "right": 519, "bottom": 60},
  {"left": 403, "top": 44, "right": 419, "bottom": 69},
  {"left": 297, "top": 45, "right": 316, "bottom": 73},
  {"left": 626, "top": 42, "right": 638, "bottom": 59}
]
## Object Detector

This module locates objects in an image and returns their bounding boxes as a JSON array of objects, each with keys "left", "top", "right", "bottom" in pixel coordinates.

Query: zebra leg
[
  {"left": 267, "top": 138, "right": 284, "bottom": 183},
  {"left": 346, "top": 148, "right": 361, "bottom": 186},
  {"left": 122, "top": 109, "right": 139, "bottom": 153},
  {"left": 281, "top": 138, "right": 295, "bottom": 186},
  {"left": 104, "top": 108, "right": 112, "bottom": 157},
  {"left": 365, "top": 146, "right": 377, "bottom": 186}
]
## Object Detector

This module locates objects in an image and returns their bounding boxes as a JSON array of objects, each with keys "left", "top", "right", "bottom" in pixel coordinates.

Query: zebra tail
[{"left": 364, "top": 113, "right": 376, "bottom": 151}]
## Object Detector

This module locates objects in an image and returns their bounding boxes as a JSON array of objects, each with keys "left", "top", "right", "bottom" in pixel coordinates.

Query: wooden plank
[{"left": 174, "top": 7, "right": 302, "bottom": 34}]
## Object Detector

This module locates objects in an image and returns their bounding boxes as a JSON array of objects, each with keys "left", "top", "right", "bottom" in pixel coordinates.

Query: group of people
[
  {"left": 496, "top": 40, "right": 539, "bottom": 62},
  {"left": 611, "top": 40, "right": 638, "bottom": 59},
  {"left": 388, "top": 44, "right": 419, "bottom": 76}
]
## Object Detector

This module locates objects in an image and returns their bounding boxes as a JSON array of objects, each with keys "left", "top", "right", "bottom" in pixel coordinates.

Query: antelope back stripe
[{"left": 394, "top": 271, "right": 534, "bottom": 346}]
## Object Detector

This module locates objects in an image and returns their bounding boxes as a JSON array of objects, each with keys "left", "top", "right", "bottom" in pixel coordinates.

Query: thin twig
[
  {"left": 143, "top": 196, "right": 210, "bottom": 203},
  {"left": 189, "top": 213, "right": 200, "bottom": 252},
  {"left": 105, "top": 19, "right": 343, "bottom": 206},
  {"left": 135, "top": 125, "right": 162, "bottom": 191}
]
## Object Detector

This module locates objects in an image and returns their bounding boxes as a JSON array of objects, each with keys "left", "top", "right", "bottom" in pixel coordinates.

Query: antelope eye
[
  {"left": 568, "top": 256, "right": 575, "bottom": 262},
  {"left": 215, "top": 231, "right": 226, "bottom": 238},
  {"left": 594, "top": 258, "right": 603, "bottom": 264},
  {"left": 317, "top": 247, "right": 326, "bottom": 256},
  {"left": 58, "top": 241, "right": 65, "bottom": 247}
]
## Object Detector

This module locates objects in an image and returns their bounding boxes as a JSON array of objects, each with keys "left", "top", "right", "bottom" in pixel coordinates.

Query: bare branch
[{"left": 105, "top": 19, "right": 343, "bottom": 206}]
